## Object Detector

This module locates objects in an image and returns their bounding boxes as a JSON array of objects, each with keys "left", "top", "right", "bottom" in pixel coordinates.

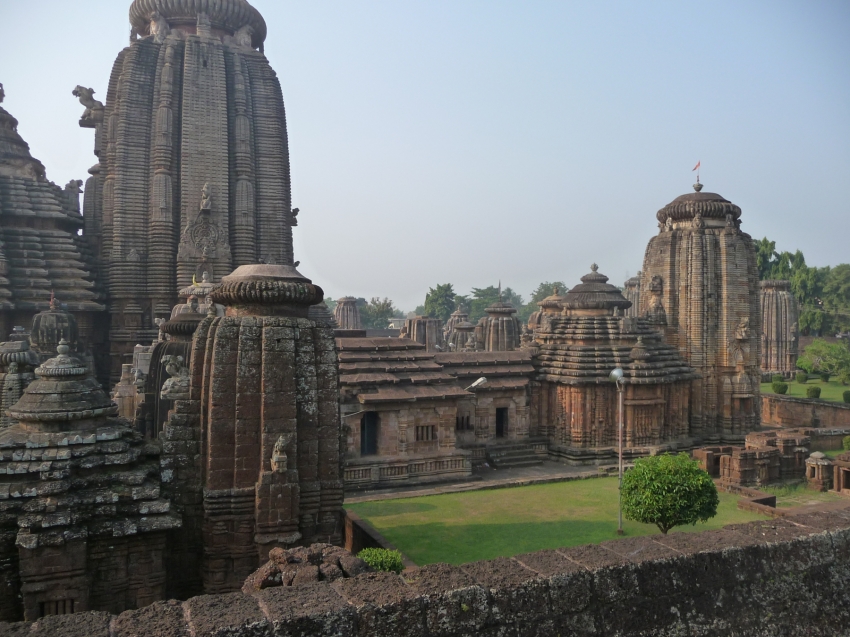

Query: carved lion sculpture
[{"left": 72, "top": 86, "right": 104, "bottom": 121}]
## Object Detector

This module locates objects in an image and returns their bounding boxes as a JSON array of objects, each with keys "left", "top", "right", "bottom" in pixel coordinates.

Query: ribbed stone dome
[
  {"left": 562, "top": 264, "right": 632, "bottom": 313},
  {"left": 130, "top": 0, "right": 267, "bottom": 47},
  {"left": 656, "top": 184, "right": 742, "bottom": 225}
]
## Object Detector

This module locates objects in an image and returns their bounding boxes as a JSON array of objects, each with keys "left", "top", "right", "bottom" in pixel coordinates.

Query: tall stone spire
[
  {"left": 639, "top": 185, "right": 761, "bottom": 439},
  {"left": 82, "top": 0, "right": 297, "bottom": 379}
]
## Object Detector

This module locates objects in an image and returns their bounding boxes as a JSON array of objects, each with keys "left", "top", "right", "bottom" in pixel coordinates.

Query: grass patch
[
  {"left": 347, "top": 477, "right": 766, "bottom": 565},
  {"left": 761, "top": 379, "right": 849, "bottom": 402},
  {"left": 760, "top": 481, "right": 846, "bottom": 508},
  {"left": 823, "top": 449, "right": 845, "bottom": 459}
]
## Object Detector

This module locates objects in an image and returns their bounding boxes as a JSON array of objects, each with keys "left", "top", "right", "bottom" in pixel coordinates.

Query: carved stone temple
[
  {"left": 0, "top": 84, "right": 106, "bottom": 373},
  {"left": 639, "top": 183, "right": 762, "bottom": 440},
  {"left": 760, "top": 279, "right": 799, "bottom": 377},
  {"left": 78, "top": 0, "right": 299, "bottom": 380}
]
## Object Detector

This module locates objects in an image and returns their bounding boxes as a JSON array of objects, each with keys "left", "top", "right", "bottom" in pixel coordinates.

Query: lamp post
[{"left": 609, "top": 367, "right": 625, "bottom": 535}]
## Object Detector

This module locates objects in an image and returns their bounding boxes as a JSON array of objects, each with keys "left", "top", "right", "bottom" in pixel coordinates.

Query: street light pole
[{"left": 609, "top": 367, "right": 625, "bottom": 535}]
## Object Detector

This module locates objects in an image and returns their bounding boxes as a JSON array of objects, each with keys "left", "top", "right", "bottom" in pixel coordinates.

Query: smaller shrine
[
  {"left": 333, "top": 297, "right": 362, "bottom": 330},
  {"left": 0, "top": 340, "right": 179, "bottom": 620}
]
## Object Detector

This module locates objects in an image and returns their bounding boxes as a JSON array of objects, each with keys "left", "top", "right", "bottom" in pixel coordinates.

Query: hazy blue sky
[{"left": 1, "top": 1, "right": 848, "bottom": 312}]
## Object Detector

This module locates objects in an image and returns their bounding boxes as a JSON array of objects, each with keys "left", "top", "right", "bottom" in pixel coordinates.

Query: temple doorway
[
  {"left": 361, "top": 412, "right": 379, "bottom": 456},
  {"left": 496, "top": 408, "right": 508, "bottom": 438}
]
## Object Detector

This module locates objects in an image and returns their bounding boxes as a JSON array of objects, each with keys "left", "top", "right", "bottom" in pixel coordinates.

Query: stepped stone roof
[
  {"left": 336, "top": 338, "right": 469, "bottom": 403},
  {"left": 562, "top": 265, "right": 632, "bottom": 313},
  {"left": 434, "top": 350, "right": 535, "bottom": 391},
  {"left": 535, "top": 317, "right": 698, "bottom": 386},
  {"left": 0, "top": 86, "right": 103, "bottom": 313}
]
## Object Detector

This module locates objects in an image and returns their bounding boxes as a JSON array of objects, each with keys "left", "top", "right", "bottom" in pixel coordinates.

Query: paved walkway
[{"left": 344, "top": 460, "right": 621, "bottom": 504}]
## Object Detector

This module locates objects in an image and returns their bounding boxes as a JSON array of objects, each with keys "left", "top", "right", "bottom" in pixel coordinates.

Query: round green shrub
[
  {"left": 772, "top": 381, "right": 788, "bottom": 395},
  {"left": 358, "top": 548, "right": 404, "bottom": 573},
  {"left": 844, "top": 390, "right": 850, "bottom": 404},
  {"left": 796, "top": 372, "right": 808, "bottom": 384},
  {"left": 806, "top": 386, "right": 822, "bottom": 399},
  {"left": 840, "top": 371, "right": 850, "bottom": 386},
  {"left": 771, "top": 374, "right": 784, "bottom": 384},
  {"left": 843, "top": 435, "right": 850, "bottom": 451},
  {"left": 820, "top": 372, "right": 831, "bottom": 383},
  {"left": 621, "top": 453, "right": 718, "bottom": 534}
]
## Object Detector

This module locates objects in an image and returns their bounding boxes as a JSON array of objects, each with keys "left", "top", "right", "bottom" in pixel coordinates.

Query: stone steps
[{"left": 486, "top": 444, "right": 543, "bottom": 469}]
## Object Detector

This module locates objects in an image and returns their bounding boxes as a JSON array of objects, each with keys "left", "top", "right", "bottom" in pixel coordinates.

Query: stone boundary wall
[
  {"left": 762, "top": 393, "right": 850, "bottom": 430},
  {"left": 5, "top": 511, "right": 850, "bottom": 636}
]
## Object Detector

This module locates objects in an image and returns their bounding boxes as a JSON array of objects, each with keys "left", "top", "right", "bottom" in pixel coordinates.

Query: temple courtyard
[{"left": 347, "top": 477, "right": 770, "bottom": 565}]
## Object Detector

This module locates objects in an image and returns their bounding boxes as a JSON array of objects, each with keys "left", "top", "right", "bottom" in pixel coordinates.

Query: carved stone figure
[
  {"left": 235, "top": 24, "right": 254, "bottom": 47},
  {"left": 736, "top": 317, "right": 751, "bottom": 341},
  {"left": 64, "top": 179, "right": 83, "bottom": 215},
  {"left": 200, "top": 182, "right": 213, "bottom": 211},
  {"left": 271, "top": 434, "right": 294, "bottom": 473},
  {"left": 149, "top": 10, "right": 171, "bottom": 43},
  {"left": 160, "top": 354, "right": 189, "bottom": 400},
  {"left": 645, "top": 275, "right": 666, "bottom": 325},
  {"left": 72, "top": 85, "right": 104, "bottom": 123},
  {"left": 693, "top": 211, "right": 704, "bottom": 229}
]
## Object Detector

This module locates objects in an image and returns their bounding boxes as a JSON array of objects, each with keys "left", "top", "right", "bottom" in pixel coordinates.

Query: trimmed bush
[
  {"left": 772, "top": 381, "right": 788, "bottom": 395},
  {"left": 796, "top": 372, "right": 808, "bottom": 384},
  {"left": 771, "top": 374, "right": 784, "bottom": 384},
  {"left": 806, "top": 386, "right": 822, "bottom": 399},
  {"left": 841, "top": 371, "right": 850, "bottom": 386},
  {"left": 843, "top": 436, "right": 850, "bottom": 451},
  {"left": 820, "top": 372, "right": 831, "bottom": 383},
  {"left": 844, "top": 390, "right": 850, "bottom": 404},
  {"left": 358, "top": 547, "right": 403, "bottom": 573}
]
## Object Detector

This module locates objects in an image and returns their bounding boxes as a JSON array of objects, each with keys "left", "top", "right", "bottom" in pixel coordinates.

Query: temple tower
[
  {"left": 639, "top": 183, "right": 761, "bottom": 440},
  {"left": 333, "top": 297, "right": 362, "bottom": 330},
  {"left": 623, "top": 272, "right": 641, "bottom": 317},
  {"left": 475, "top": 299, "right": 521, "bottom": 352},
  {"left": 160, "top": 264, "right": 343, "bottom": 595},
  {"left": 0, "top": 84, "right": 104, "bottom": 363},
  {"left": 760, "top": 280, "right": 799, "bottom": 377},
  {"left": 80, "top": 0, "right": 298, "bottom": 380}
]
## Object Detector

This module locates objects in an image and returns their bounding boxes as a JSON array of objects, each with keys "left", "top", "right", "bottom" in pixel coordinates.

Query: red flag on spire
[{"left": 692, "top": 161, "right": 701, "bottom": 171}]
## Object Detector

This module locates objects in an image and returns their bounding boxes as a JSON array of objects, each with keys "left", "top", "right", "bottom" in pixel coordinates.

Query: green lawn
[
  {"left": 761, "top": 379, "right": 850, "bottom": 403},
  {"left": 824, "top": 449, "right": 846, "bottom": 459},
  {"left": 347, "top": 477, "right": 766, "bottom": 565},
  {"left": 761, "top": 481, "right": 847, "bottom": 508}
]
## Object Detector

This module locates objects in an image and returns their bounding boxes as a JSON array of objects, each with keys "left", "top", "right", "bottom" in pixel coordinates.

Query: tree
[
  {"left": 423, "top": 283, "right": 458, "bottom": 322},
  {"left": 323, "top": 297, "right": 337, "bottom": 314},
  {"left": 621, "top": 453, "right": 719, "bottom": 534},
  {"left": 797, "top": 339, "right": 850, "bottom": 378},
  {"left": 359, "top": 297, "right": 400, "bottom": 329},
  {"left": 467, "top": 285, "right": 524, "bottom": 323}
]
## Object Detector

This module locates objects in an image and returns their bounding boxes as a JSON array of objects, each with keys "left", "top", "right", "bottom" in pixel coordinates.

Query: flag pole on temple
[{"left": 692, "top": 160, "right": 701, "bottom": 184}]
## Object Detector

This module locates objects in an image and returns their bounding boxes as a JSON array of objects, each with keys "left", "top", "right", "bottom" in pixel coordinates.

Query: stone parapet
[
  {"left": 5, "top": 511, "right": 850, "bottom": 635},
  {"left": 762, "top": 393, "right": 850, "bottom": 429}
]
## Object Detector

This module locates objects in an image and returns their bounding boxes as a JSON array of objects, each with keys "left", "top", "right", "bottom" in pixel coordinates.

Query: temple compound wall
[
  {"left": 639, "top": 184, "right": 762, "bottom": 441},
  {"left": 762, "top": 392, "right": 850, "bottom": 429},
  {"left": 5, "top": 512, "right": 850, "bottom": 636}
]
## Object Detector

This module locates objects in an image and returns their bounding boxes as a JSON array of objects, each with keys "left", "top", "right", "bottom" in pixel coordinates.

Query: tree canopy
[
  {"left": 423, "top": 283, "right": 461, "bottom": 323},
  {"left": 359, "top": 297, "right": 402, "bottom": 329},
  {"left": 621, "top": 453, "right": 719, "bottom": 534},
  {"left": 756, "top": 237, "right": 850, "bottom": 335},
  {"left": 797, "top": 339, "right": 850, "bottom": 383}
]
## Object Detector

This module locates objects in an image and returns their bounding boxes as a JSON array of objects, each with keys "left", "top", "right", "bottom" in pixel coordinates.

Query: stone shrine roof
[
  {"left": 562, "top": 265, "right": 632, "bottom": 313},
  {"left": 656, "top": 184, "right": 742, "bottom": 225},
  {"left": 537, "top": 286, "right": 567, "bottom": 311},
  {"left": 336, "top": 338, "right": 470, "bottom": 403},
  {"left": 760, "top": 280, "right": 792, "bottom": 290},
  {"left": 6, "top": 340, "right": 117, "bottom": 427},
  {"left": 130, "top": 0, "right": 267, "bottom": 47}
]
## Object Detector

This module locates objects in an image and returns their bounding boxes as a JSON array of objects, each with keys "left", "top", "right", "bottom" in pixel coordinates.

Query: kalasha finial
[
  {"left": 693, "top": 182, "right": 704, "bottom": 192},
  {"left": 57, "top": 339, "right": 70, "bottom": 356},
  {"left": 591, "top": 263, "right": 598, "bottom": 272}
]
